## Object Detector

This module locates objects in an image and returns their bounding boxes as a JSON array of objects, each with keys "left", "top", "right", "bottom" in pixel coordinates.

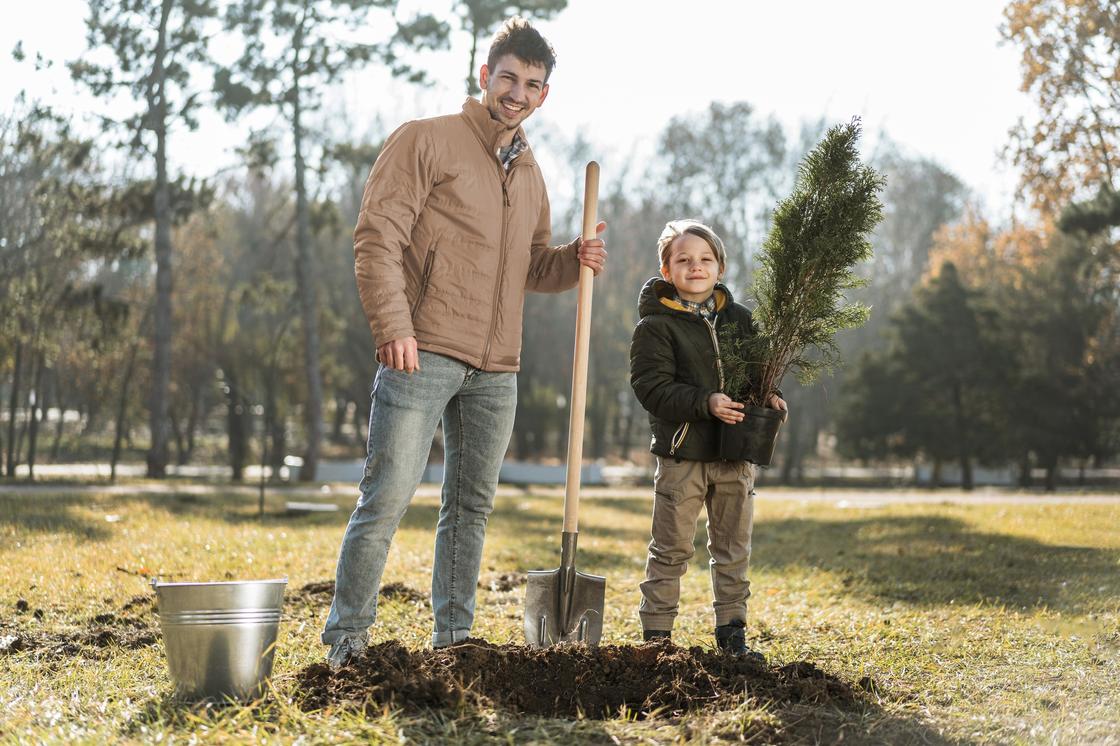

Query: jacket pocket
[
  {"left": 410, "top": 247, "right": 438, "bottom": 318},
  {"left": 668, "top": 422, "right": 690, "bottom": 456}
]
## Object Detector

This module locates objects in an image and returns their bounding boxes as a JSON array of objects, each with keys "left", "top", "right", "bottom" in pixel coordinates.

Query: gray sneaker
[{"left": 326, "top": 634, "right": 368, "bottom": 671}]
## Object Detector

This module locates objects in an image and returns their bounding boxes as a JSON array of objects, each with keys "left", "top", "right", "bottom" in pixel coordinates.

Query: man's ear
[
  {"left": 537, "top": 82, "right": 550, "bottom": 107},
  {"left": 479, "top": 63, "right": 490, "bottom": 92}
]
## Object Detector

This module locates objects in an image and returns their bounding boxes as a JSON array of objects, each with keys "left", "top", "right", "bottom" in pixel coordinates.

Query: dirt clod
[
  {"left": 296, "top": 639, "right": 864, "bottom": 720},
  {"left": 1, "top": 634, "right": 26, "bottom": 654},
  {"left": 479, "top": 572, "right": 526, "bottom": 592},
  {"left": 379, "top": 582, "right": 427, "bottom": 605},
  {"left": 121, "top": 595, "right": 154, "bottom": 613}
]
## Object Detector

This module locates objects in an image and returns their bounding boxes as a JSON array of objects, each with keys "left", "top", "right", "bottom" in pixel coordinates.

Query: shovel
[{"left": 523, "top": 161, "right": 606, "bottom": 648}]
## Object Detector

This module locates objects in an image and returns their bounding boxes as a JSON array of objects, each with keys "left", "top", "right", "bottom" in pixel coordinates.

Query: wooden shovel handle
[{"left": 563, "top": 161, "right": 599, "bottom": 533}]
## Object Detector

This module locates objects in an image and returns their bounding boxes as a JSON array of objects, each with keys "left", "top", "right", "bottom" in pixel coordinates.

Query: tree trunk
[
  {"left": 6, "top": 340, "right": 23, "bottom": 477},
  {"left": 931, "top": 458, "right": 942, "bottom": 488},
  {"left": 51, "top": 371, "right": 66, "bottom": 461},
  {"left": 1017, "top": 451, "right": 1032, "bottom": 488},
  {"left": 147, "top": 0, "right": 174, "bottom": 478},
  {"left": 352, "top": 396, "right": 367, "bottom": 447},
  {"left": 111, "top": 342, "right": 141, "bottom": 483},
  {"left": 270, "top": 414, "right": 287, "bottom": 472},
  {"left": 184, "top": 385, "right": 201, "bottom": 464},
  {"left": 1044, "top": 456, "right": 1058, "bottom": 492},
  {"left": 291, "top": 50, "right": 324, "bottom": 482},
  {"left": 959, "top": 454, "right": 974, "bottom": 491},
  {"left": 331, "top": 395, "right": 347, "bottom": 442},
  {"left": 225, "top": 366, "right": 249, "bottom": 482},
  {"left": 169, "top": 405, "right": 187, "bottom": 466},
  {"left": 950, "top": 380, "right": 972, "bottom": 490},
  {"left": 779, "top": 400, "right": 802, "bottom": 484},
  {"left": 589, "top": 385, "right": 609, "bottom": 460},
  {"left": 26, "top": 350, "right": 46, "bottom": 480}
]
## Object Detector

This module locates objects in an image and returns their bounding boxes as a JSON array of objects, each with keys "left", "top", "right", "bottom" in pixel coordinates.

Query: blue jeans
[{"left": 322, "top": 351, "right": 517, "bottom": 648}]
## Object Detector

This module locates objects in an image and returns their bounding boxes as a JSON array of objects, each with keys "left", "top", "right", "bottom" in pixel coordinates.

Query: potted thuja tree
[{"left": 718, "top": 119, "right": 885, "bottom": 465}]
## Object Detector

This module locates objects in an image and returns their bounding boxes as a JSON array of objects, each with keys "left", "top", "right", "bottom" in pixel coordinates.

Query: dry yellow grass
[{"left": 1, "top": 484, "right": 1118, "bottom": 743}]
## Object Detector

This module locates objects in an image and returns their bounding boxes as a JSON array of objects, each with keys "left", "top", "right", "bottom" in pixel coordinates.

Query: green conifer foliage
[{"left": 748, "top": 119, "right": 885, "bottom": 406}]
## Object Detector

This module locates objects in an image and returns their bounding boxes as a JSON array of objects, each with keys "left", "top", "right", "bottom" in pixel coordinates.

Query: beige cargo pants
[{"left": 639, "top": 456, "right": 756, "bottom": 632}]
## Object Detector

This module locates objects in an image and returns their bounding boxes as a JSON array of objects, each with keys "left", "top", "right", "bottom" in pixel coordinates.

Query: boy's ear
[{"left": 660, "top": 265, "right": 671, "bottom": 281}]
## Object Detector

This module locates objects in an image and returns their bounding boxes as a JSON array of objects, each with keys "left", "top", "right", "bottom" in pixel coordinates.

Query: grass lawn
[{"left": 1, "top": 483, "right": 1118, "bottom": 744}]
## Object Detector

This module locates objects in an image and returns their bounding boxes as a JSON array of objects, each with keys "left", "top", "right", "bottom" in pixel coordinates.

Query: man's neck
[{"left": 494, "top": 125, "right": 517, "bottom": 150}]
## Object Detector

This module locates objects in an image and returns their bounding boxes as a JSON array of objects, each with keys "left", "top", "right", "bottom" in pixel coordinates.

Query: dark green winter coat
[{"left": 630, "top": 276, "right": 757, "bottom": 462}]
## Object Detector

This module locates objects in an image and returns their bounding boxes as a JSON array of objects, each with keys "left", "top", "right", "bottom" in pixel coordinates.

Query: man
[{"left": 323, "top": 17, "right": 607, "bottom": 668}]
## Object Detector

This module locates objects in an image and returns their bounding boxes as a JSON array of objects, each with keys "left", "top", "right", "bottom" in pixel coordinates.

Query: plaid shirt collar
[
  {"left": 675, "top": 292, "right": 718, "bottom": 321},
  {"left": 498, "top": 133, "right": 527, "bottom": 171}
]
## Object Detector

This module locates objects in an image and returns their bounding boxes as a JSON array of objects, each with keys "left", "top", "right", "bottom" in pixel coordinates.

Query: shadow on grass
[
  {"left": 737, "top": 514, "right": 1119, "bottom": 612},
  {"left": 0, "top": 494, "right": 113, "bottom": 540}
]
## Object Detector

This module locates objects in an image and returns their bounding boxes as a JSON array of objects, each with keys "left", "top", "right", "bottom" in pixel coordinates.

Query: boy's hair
[
  {"left": 487, "top": 16, "right": 557, "bottom": 81},
  {"left": 657, "top": 219, "right": 727, "bottom": 270}
]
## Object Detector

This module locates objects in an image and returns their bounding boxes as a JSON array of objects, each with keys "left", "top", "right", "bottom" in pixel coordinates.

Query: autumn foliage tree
[{"left": 1001, "top": 0, "right": 1120, "bottom": 215}]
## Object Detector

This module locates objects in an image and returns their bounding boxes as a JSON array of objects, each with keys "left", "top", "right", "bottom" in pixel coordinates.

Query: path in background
[{"left": 1, "top": 478, "right": 1117, "bottom": 505}]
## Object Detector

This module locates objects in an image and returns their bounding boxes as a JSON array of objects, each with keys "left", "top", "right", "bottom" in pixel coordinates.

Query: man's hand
[
  {"left": 709, "top": 393, "right": 745, "bottom": 424},
  {"left": 378, "top": 336, "right": 420, "bottom": 373},
  {"left": 577, "top": 221, "right": 608, "bottom": 276},
  {"left": 766, "top": 393, "right": 789, "bottom": 419}
]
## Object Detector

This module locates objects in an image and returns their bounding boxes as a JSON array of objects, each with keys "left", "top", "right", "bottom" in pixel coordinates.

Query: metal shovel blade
[{"left": 524, "top": 532, "right": 605, "bottom": 647}]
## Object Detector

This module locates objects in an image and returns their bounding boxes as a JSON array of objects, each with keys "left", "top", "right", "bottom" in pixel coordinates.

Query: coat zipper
[
  {"left": 669, "top": 315, "right": 725, "bottom": 456},
  {"left": 480, "top": 161, "right": 513, "bottom": 369}
]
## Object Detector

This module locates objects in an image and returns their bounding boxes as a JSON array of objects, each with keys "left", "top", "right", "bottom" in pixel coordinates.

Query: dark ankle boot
[
  {"left": 715, "top": 620, "right": 765, "bottom": 662},
  {"left": 643, "top": 629, "right": 671, "bottom": 642}
]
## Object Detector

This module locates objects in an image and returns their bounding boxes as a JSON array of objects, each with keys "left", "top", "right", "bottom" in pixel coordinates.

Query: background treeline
[{"left": 1, "top": 0, "right": 1117, "bottom": 490}]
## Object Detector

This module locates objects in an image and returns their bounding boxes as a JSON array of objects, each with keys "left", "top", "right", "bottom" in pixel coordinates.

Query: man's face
[
  {"left": 661, "top": 233, "right": 723, "bottom": 302},
  {"left": 479, "top": 54, "right": 549, "bottom": 130}
]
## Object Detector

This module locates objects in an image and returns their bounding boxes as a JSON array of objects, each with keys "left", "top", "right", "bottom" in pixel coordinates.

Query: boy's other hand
[
  {"left": 577, "top": 221, "right": 608, "bottom": 276},
  {"left": 378, "top": 336, "right": 420, "bottom": 373},
  {"left": 766, "top": 393, "right": 789, "bottom": 419},
  {"left": 709, "top": 393, "right": 744, "bottom": 424}
]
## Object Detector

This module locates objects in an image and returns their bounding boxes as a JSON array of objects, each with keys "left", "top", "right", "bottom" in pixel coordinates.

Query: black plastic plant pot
[{"left": 719, "top": 405, "right": 786, "bottom": 465}]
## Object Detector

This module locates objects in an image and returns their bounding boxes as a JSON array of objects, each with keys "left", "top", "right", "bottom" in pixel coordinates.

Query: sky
[{"left": 2, "top": 0, "right": 1033, "bottom": 220}]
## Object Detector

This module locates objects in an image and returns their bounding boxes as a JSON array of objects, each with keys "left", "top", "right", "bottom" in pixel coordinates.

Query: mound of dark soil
[
  {"left": 1, "top": 594, "right": 158, "bottom": 659},
  {"left": 296, "top": 639, "right": 863, "bottom": 720},
  {"left": 291, "top": 580, "right": 428, "bottom": 607}
]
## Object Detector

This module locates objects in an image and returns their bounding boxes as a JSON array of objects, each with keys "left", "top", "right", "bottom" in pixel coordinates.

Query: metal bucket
[{"left": 153, "top": 579, "right": 287, "bottom": 702}]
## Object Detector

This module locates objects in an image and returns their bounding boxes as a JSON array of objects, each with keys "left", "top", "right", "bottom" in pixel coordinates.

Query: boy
[{"left": 629, "top": 219, "right": 786, "bottom": 659}]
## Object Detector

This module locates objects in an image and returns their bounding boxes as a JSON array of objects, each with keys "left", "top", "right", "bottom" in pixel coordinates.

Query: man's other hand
[
  {"left": 577, "top": 221, "right": 608, "bottom": 276},
  {"left": 378, "top": 336, "right": 420, "bottom": 373}
]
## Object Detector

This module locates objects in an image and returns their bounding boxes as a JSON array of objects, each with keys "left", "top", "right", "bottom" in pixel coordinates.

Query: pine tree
[{"left": 748, "top": 119, "right": 885, "bottom": 406}]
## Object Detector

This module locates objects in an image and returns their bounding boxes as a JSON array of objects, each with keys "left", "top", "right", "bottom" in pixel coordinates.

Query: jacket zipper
[
  {"left": 410, "top": 248, "right": 437, "bottom": 317},
  {"left": 480, "top": 161, "right": 513, "bottom": 369},
  {"left": 669, "top": 315, "right": 725, "bottom": 456}
]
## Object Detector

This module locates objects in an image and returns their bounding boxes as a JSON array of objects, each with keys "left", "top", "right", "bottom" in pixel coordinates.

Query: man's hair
[
  {"left": 487, "top": 16, "right": 557, "bottom": 81},
  {"left": 657, "top": 219, "right": 728, "bottom": 271}
]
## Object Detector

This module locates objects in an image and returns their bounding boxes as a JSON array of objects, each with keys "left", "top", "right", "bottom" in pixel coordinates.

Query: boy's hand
[
  {"left": 767, "top": 393, "right": 789, "bottom": 419},
  {"left": 378, "top": 336, "right": 420, "bottom": 373},
  {"left": 709, "top": 393, "right": 745, "bottom": 424},
  {"left": 577, "top": 221, "right": 607, "bottom": 276}
]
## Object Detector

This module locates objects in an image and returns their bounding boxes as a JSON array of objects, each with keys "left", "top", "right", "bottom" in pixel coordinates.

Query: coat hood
[{"left": 637, "top": 276, "right": 736, "bottom": 320}]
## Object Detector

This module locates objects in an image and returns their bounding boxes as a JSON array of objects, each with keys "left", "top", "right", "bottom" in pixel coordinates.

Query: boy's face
[
  {"left": 661, "top": 233, "right": 723, "bottom": 302},
  {"left": 479, "top": 54, "right": 549, "bottom": 130}
]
